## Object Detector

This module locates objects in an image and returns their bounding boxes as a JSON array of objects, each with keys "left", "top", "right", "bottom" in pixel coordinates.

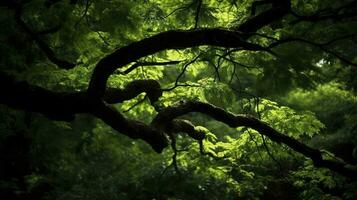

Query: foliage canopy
[{"left": 0, "top": 0, "right": 357, "bottom": 199}]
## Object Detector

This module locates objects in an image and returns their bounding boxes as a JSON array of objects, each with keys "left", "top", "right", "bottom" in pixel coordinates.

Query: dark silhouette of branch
[
  {"left": 88, "top": 3, "right": 290, "bottom": 98},
  {"left": 118, "top": 60, "right": 181, "bottom": 75},
  {"left": 92, "top": 102, "right": 168, "bottom": 153},
  {"left": 152, "top": 100, "right": 357, "bottom": 178},
  {"left": 0, "top": 73, "right": 162, "bottom": 115},
  {"left": 164, "top": 55, "right": 201, "bottom": 91},
  {"left": 0, "top": 72, "right": 168, "bottom": 152},
  {"left": 88, "top": 28, "right": 270, "bottom": 98}
]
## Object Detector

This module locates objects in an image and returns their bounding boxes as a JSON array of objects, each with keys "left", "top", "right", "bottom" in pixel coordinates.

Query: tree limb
[
  {"left": 88, "top": 4, "right": 291, "bottom": 98},
  {"left": 0, "top": 73, "right": 168, "bottom": 152},
  {"left": 88, "top": 28, "right": 271, "bottom": 98},
  {"left": 152, "top": 100, "right": 357, "bottom": 178}
]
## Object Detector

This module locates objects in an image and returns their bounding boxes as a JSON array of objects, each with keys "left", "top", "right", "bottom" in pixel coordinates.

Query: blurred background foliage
[{"left": 0, "top": 0, "right": 356, "bottom": 199}]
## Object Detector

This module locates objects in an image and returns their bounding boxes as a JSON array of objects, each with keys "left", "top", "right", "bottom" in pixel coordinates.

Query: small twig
[
  {"left": 229, "top": 63, "right": 236, "bottom": 84},
  {"left": 169, "top": 134, "right": 181, "bottom": 176},
  {"left": 261, "top": 135, "right": 285, "bottom": 173},
  {"left": 118, "top": 60, "right": 181, "bottom": 75},
  {"left": 95, "top": 31, "right": 111, "bottom": 47},
  {"left": 207, "top": 59, "right": 221, "bottom": 82},
  {"left": 162, "top": 2, "right": 194, "bottom": 19},
  {"left": 216, "top": 53, "right": 262, "bottom": 71},
  {"left": 163, "top": 55, "right": 201, "bottom": 91},
  {"left": 74, "top": 0, "right": 91, "bottom": 28},
  {"left": 194, "top": 0, "right": 203, "bottom": 28},
  {"left": 122, "top": 95, "right": 147, "bottom": 113},
  {"left": 176, "top": 56, "right": 200, "bottom": 85},
  {"left": 247, "top": 130, "right": 264, "bottom": 161},
  {"left": 257, "top": 98, "right": 289, "bottom": 179},
  {"left": 161, "top": 83, "right": 202, "bottom": 92}
]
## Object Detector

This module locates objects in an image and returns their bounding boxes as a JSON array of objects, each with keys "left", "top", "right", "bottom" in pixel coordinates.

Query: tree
[{"left": 0, "top": 0, "right": 357, "bottom": 199}]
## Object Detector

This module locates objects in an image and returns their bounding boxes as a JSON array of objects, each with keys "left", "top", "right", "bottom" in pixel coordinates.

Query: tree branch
[
  {"left": 88, "top": 3, "right": 291, "bottom": 98},
  {"left": 0, "top": 73, "right": 168, "bottom": 152},
  {"left": 88, "top": 28, "right": 270, "bottom": 98},
  {"left": 152, "top": 100, "right": 357, "bottom": 178},
  {"left": 92, "top": 101, "right": 168, "bottom": 153}
]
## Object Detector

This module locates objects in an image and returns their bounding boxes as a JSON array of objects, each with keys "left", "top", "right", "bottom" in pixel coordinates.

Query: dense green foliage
[{"left": 1, "top": 0, "right": 357, "bottom": 199}]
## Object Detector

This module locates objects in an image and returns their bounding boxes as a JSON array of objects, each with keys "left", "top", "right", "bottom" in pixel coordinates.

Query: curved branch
[
  {"left": 153, "top": 100, "right": 357, "bottom": 178},
  {"left": 87, "top": 4, "right": 291, "bottom": 98},
  {"left": 87, "top": 28, "right": 268, "bottom": 98}
]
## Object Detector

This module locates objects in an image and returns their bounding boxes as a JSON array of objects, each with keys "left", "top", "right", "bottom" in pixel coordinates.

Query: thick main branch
[
  {"left": 88, "top": 28, "right": 267, "bottom": 97},
  {"left": 87, "top": 4, "right": 291, "bottom": 98},
  {"left": 0, "top": 73, "right": 168, "bottom": 152}
]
